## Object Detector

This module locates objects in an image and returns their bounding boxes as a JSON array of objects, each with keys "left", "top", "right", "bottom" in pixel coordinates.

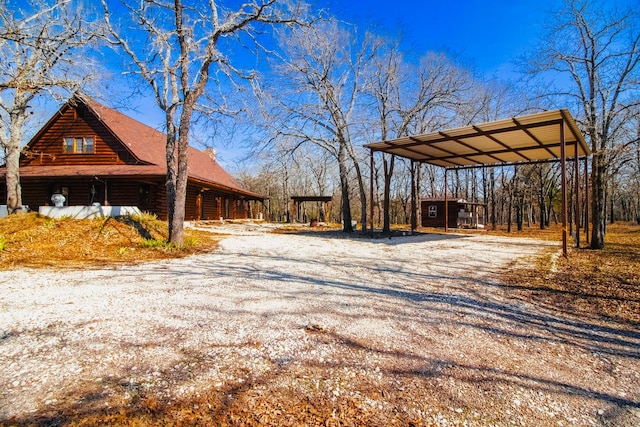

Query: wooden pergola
[
  {"left": 364, "top": 109, "right": 591, "bottom": 256},
  {"left": 290, "top": 195, "right": 333, "bottom": 223}
]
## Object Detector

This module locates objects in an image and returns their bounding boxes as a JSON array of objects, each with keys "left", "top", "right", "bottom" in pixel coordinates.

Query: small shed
[{"left": 421, "top": 198, "right": 486, "bottom": 229}]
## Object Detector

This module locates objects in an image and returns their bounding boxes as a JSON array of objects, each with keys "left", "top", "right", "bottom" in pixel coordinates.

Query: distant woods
[
  {"left": 239, "top": 0, "right": 640, "bottom": 241},
  {"left": 1, "top": 0, "right": 639, "bottom": 244}
]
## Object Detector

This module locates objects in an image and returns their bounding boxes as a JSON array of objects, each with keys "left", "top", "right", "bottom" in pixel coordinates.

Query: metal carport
[{"left": 364, "top": 109, "right": 591, "bottom": 256}]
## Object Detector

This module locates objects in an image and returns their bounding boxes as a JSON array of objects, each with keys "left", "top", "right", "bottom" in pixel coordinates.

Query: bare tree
[
  {"left": 102, "top": 0, "right": 307, "bottom": 244},
  {"left": 0, "top": 0, "right": 96, "bottom": 213},
  {"left": 527, "top": 0, "right": 640, "bottom": 249},
  {"left": 260, "top": 19, "right": 375, "bottom": 232},
  {"left": 366, "top": 44, "right": 472, "bottom": 233}
]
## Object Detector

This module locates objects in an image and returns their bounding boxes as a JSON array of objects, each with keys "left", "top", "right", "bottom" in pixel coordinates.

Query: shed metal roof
[{"left": 364, "top": 109, "right": 590, "bottom": 167}]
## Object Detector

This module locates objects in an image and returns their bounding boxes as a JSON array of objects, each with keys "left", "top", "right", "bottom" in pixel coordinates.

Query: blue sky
[
  {"left": 323, "top": 0, "right": 561, "bottom": 78},
  {"left": 207, "top": 0, "right": 564, "bottom": 169},
  {"left": 22, "top": 0, "right": 627, "bottom": 171}
]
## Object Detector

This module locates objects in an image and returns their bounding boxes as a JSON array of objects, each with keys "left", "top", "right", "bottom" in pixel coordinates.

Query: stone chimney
[{"left": 204, "top": 147, "right": 217, "bottom": 161}]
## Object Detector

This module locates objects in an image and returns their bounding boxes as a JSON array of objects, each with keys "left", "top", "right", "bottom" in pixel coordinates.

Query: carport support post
[
  {"left": 561, "top": 120, "right": 568, "bottom": 257},
  {"left": 369, "top": 149, "right": 375, "bottom": 236},
  {"left": 410, "top": 160, "right": 417, "bottom": 233},
  {"left": 574, "top": 147, "right": 580, "bottom": 248},
  {"left": 444, "top": 168, "right": 449, "bottom": 233}
]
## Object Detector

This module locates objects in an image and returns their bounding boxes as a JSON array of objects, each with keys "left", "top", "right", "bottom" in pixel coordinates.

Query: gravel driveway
[{"left": 1, "top": 226, "right": 638, "bottom": 425}]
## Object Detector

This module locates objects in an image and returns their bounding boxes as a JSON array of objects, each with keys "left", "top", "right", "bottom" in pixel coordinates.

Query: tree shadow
[
  {"left": 282, "top": 228, "right": 470, "bottom": 245},
  {"left": 2, "top": 232, "right": 638, "bottom": 425},
  {"left": 113, "top": 216, "right": 153, "bottom": 240}
]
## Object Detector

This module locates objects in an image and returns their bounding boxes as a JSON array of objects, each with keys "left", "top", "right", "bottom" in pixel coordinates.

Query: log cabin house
[{"left": 0, "top": 96, "right": 264, "bottom": 220}]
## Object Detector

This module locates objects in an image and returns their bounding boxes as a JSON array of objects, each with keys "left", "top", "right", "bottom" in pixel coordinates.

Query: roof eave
[{"left": 188, "top": 175, "right": 265, "bottom": 200}]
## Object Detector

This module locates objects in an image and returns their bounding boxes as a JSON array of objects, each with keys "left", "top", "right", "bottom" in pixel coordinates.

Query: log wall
[{"left": 21, "top": 104, "right": 138, "bottom": 167}]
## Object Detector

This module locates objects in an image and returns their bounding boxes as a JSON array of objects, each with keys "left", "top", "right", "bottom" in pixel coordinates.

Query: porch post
[{"left": 196, "top": 192, "right": 203, "bottom": 221}]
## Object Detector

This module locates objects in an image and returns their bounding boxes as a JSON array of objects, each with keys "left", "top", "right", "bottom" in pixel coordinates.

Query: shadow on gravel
[{"left": 2, "top": 231, "right": 638, "bottom": 426}]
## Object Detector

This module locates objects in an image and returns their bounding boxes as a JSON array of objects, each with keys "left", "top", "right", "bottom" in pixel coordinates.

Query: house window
[
  {"left": 428, "top": 205, "right": 437, "bottom": 218},
  {"left": 63, "top": 137, "right": 94, "bottom": 154}
]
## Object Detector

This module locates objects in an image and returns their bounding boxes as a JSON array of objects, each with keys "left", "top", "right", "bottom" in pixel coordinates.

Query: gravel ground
[{"left": 1, "top": 224, "right": 639, "bottom": 426}]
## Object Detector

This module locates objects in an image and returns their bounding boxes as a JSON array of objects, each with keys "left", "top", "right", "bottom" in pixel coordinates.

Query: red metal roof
[
  {"left": 83, "top": 98, "right": 258, "bottom": 195},
  {"left": 13, "top": 97, "right": 262, "bottom": 199},
  {"left": 83, "top": 98, "right": 168, "bottom": 166}
]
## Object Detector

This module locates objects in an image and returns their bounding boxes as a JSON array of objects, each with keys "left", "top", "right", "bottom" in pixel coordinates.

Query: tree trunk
[
  {"left": 168, "top": 102, "right": 197, "bottom": 246},
  {"left": 165, "top": 113, "right": 181, "bottom": 244},
  {"left": 374, "top": 165, "right": 381, "bottom": 227},
  {"left": 539, "top": 192, "right": 546, "bottom": 229},
  {"left": 170, "top": 135, "right": 188, "bottom": 245},
  {"left": 382, "top": 154, "right": 394, "bottom": 235},
  {"left": 609, "top": 183, "right": 615, "bottom": 224},
  {"left": 516, "top": 198, "right": 523, "bottom": 231},
  {"left": 5, "top": 140, "right": 23, "bottom": 214},
  {"left": 507, "top": 195, "right": 512, "bottom": 233},
  {"left": 338, "top": 144, "right": 353, "bottom": 232},
  {"left": 546, "top": 187, "right": 556, "bottom": 227},
  {"left": 5, "top": 109, "right": 26, "bottom": 214},
  {"left": 514, "top": 167, "right": 522, "bottom": 231},
  {"left": 538, "top": 167, "right": 546, "bottom": 229},
  {"left": 6, "top": 146, "right": 22, "bottom": 214},
  {"left": 590, "top": 152, "right": 606, "bottom": 249},
  {"left": 349, "top": 152, "right": 368, "bottom": 232}
]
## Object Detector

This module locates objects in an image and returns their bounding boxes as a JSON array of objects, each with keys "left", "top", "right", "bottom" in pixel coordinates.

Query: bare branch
[
  {"left": 101, "top": 0, "right": 310, "bottom": 242},
  {"left": 0, "top": 0, "right": 99, "bottom": 212}
]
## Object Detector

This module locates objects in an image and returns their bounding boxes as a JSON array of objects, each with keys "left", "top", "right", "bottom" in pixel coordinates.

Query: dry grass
[
  {"left": 0, "top": 212, "right": 221, "bottom": 270},
  {"left": 502, "top": 222, "right": 640, "bottom": 325},
  {"left": 433, "top": 222, "right": 579, "bottom": 241}
]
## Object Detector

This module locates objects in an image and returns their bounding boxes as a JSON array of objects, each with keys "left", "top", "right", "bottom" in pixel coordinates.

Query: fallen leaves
[
  {"left": 0, "top": 213, "right": 221, "bottom": 270},
  {"left": 503, "top": 222, "right": 640, "bottom": 324}
]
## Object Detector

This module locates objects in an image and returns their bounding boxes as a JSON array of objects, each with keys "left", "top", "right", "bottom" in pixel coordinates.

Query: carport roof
[{"left": 364, "top": 109, "right": 590, "bottom": 167}]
